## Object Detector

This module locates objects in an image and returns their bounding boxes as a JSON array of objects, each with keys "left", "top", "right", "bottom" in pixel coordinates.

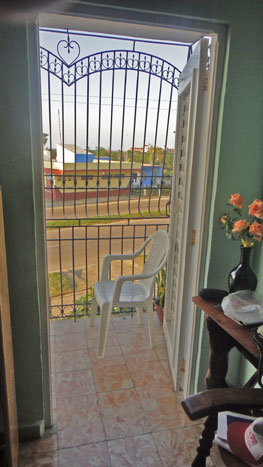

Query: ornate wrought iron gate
[{"left": 39, "top": 28, "right": 191, "bottom": 318}]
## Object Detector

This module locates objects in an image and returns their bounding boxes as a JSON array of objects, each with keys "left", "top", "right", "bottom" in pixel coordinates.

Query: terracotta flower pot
[{"left": 154, "top": 302, "right": 164, "bottom": 324}]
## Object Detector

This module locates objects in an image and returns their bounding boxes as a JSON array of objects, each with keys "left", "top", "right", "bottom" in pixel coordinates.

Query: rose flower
[
  {"left": 248, "top": 199, "right": 263, "bottom": 219},
  {"left": 249, "top": 221, "right": 263, "bottom": 240},
  {"left": 220, "top": 214, "right": 227, "bottom": 224},
  {"left": 230, "top": 193, "right": 245, "bottom": 209},
  {"left": 232, "top": 219, "right": 250, "bottom": 233}
]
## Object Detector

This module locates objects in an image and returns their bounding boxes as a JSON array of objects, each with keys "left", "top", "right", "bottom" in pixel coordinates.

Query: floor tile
[
  {"left": 98, "top": 388, "right": 150, "bottom": 440},
  {"left": 116, "top": 327, "right": 150, "bottom": 346},
  {"left": 27, "top": 317, "right": 219, "bottom": 467},
  {"left": 86, "top": 329, "right": 119, "bottom": 349},
  {"left": 209, "top": 442, "right": 225, "bottom": 466},
  {"left": 57, "top": 395, "right": 105, "bottom": 448},
  {"left": 152, "top": 334, "right": 166, "bottom": 346},
  {"left": 50, "top": 335, "right": 56, "bottom": 349},
  {"left": 51, "top": 386, "right": 57, "bottom": 411},
  {"left": 136, "top": 385, "right": 194, "bottom": 431},
  {"left": 159, "top": 359, "right": 173, "bottom": 382},
  {"left": 19, "top": 451, "right": 58, "bottom": 467},
  {"left": 55, "top": 349, "right": 92, "bottom": 373},
  {"left": 50, "top": 356, "right": 56, "bottom": 375},
  {"left": 58, "top": 442, "right": 110, "bottom": 467},
  {"left": 54, "top": 332, "right": 87, "bottom": 352},
  {"left": 93, "top": 364, "right": 134, "bottom": 392},
  {"left": 110, "top": 313, "right": 147, "bottom": 329},
  {"left": 55, "top": 369, "right": 96, "bottom": 396},
  {"left": 19, "top": 429, "right": 58, "bottom": 457},
  {"left": 89, "top": 345, "right": 125, "bottom": 368},
  {"left": 126, "top": 358, "right": 171, "bottom": 388},
  {"left": 107, "top": 434, "right": 162, "bottom": 467},
  {"left": 84, "top": 317, "right": 114, "bottom": 333},
  {"left": 152, "top": 316, "right": 164, "bottom": 329},
  {"left": 153, "top": 344, "right": 169, "bottom": 360},
  {"left": 51, "top": 319, "right": 86, "bottom": 336},
  {"left": 121, "top": 344, "right": 158, "bottom": 360},
  {"left": 152, "top": 426, "right": 214, "bottom": 466}
]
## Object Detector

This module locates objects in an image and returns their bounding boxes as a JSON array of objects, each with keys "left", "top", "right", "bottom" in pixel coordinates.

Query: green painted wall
[{"left": 0, "top": 20, "right": 49, "bottom": 434}]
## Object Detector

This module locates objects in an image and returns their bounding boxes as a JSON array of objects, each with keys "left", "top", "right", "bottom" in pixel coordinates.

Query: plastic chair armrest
[
  {"left": 111, "top": 269, "right": 160, "bottom": 303},
  {"left": 100, "top": 239, "right": 152, "bottom": 280}
]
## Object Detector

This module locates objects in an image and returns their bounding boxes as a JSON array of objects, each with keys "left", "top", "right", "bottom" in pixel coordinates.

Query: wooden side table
[
  {"left": 181, "top": 296, "right": 262, "bottom": 467},
  {"left": 193, "top": 296, "right": 259, "bottom": 390}
]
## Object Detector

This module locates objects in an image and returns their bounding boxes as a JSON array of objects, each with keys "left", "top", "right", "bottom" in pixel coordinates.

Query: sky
[{"left": 39, "top": 28, "right": 190, "bottom": 152}]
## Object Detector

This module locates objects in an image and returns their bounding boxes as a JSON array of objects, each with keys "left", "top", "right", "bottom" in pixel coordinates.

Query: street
[
  {"left": 46, "top": 196, "right": 170, "bottom": 219},
  {"left": 46, "top": 197, "right": 170, "bottom": 304},
  {"left": 47, "top": 218, "right": 169, "bottom": 275}
]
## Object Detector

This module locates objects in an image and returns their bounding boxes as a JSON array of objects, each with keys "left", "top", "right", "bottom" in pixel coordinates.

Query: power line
[
  {"left": 41, "top": 98, "right": 177, "bottom": 110},
  {"left": 41, "top": 92, "right": 178, "bottom": 103}
]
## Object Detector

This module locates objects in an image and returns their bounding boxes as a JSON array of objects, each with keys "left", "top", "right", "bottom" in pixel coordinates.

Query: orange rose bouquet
[{"left": 221, "top": 194, "right": 263, "bottom": 247}]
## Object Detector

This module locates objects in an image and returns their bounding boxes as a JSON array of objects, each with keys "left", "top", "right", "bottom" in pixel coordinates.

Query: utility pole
[{"left": 58, "top": 109, "right": 62, "bottom": 145}]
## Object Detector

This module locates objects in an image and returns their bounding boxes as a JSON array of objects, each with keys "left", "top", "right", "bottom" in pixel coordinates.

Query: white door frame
[
  {"left": 183, "top": 36, "right": 219, "bottom": 396},
  {"left": 37, "top": 5, "right": 228, "bottom": 411},
  {"left": 163, "top": 38, "right": 210, "bottom": 393}
]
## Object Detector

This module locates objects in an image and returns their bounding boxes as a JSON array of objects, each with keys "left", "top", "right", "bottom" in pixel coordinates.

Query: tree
[
  {"left": 42, "top": 133, "right": 48, "bottom": 147},
  {"left": 93, "top": 146, "right": 110, "bottom": 158}
]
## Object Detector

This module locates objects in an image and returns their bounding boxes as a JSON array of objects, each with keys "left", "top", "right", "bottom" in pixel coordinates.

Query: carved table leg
[
  {"left": 192, "top": 316, "right": 237, "bottom": 466},
  {"left": 205, "top": 316, "right": 236, "bottom": 389},
  {"left": 192, "top": 413, "right": 218, "bottom": 467}
]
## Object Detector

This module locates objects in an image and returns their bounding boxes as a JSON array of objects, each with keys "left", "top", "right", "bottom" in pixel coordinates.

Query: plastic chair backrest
[{"left": 139, "top": 230, "right": 170, "bottom": 295}]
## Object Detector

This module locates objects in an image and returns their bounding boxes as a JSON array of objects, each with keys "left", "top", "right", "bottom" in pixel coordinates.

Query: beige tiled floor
[{"left": 19, "top": 313, "right": 224, "bottom": 466}]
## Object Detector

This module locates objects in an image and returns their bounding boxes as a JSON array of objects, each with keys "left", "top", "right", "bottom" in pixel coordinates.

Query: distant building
[
  {"left": 131, "top": 165, "right": 164, "bottom": 189},
  {"left": 44, "top": 144, "right": 142, "bottom": 201},
  {"left": 56, "top": 144, "right": 110, "bottom": 163},
  {"left": 141, "top": 165, "right": 163, "bottom": 188},
  {"left": 129, "top": 145, "right": 149, "bottom": 153},
  {"left": 43, "top": 148, "right": 51, "bottom": 161}
]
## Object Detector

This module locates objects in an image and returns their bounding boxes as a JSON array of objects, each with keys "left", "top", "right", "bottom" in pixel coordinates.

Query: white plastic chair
[{"left": 90, "top": 230, "right": 170, "bottom": 358}]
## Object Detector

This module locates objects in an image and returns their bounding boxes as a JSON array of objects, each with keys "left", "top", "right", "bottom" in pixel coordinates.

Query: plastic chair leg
[
  {"left": 90, "top": 294, "right": 98, "bottom": 327},
  {"left": 136, "top": 307, "right": 143, "bottom": 326},
  {"left": 146, "top": 304, "right": 155, "bottom": 348},
  {"left": 98, "top": 303, "right": 111, "bottom": 358}
]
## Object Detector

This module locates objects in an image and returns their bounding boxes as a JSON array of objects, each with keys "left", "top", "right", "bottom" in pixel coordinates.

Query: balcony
[
  {"left": 40, "top": 28, "right": 183, "bottom": 320},
  {"left": 19, "top": 314, "right": 222, "bottom": 466},
  {"left": 17, "top": 28, "right": 221, "bottom": 466}
]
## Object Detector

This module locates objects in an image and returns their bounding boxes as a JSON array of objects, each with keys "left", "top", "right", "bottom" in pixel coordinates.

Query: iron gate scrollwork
[
  {"left": 40, "top": 29, "right": 180, "bottom": 89},
  {"left": 40, "top": 29, "right": 188, "bottom": 318}
]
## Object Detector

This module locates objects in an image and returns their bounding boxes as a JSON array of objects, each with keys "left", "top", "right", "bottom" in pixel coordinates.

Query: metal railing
[
  {"left": 47, "top": 220, "right": 169, "bottom": 318},
  {"left": 40, "top": 29, "right": 190, "bottom": 318}
]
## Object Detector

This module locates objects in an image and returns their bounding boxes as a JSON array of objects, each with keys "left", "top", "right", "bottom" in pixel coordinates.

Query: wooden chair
[{"left": 182, "top": 387, "right": 263, "bottom": 467}]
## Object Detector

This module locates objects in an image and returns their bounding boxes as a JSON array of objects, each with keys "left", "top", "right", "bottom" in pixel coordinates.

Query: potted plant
[{"left": 154, "top": 267, "right": 166, "bottom": 324}]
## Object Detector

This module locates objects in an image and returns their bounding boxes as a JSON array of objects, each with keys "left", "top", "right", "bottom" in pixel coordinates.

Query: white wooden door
[{"left": 163, "top": 38, "right": 212, "bottom": 395}]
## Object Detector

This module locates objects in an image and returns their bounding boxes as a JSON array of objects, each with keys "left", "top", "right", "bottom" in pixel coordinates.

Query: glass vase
[{"left": 228, "top": 246, "right": 257, "bottom": 293}]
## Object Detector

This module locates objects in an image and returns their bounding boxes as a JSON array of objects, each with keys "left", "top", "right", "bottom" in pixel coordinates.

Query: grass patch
[
  {"left": 49, "top": 271, "right": 73, "bottom": 297},
  {"left": 46, "top": 210, "right": 167, "bottom": 228},
  {"left": 75, "top": 287, "right": 94, "bottom": 315}
]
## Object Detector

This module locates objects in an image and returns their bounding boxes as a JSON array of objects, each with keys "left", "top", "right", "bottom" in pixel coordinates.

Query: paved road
[
  {"left": 46, "top": 218, "right": 169, "bottom": 275},
  {"left": 46, "top": 196, "right": 170, "bottom": 219}
]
